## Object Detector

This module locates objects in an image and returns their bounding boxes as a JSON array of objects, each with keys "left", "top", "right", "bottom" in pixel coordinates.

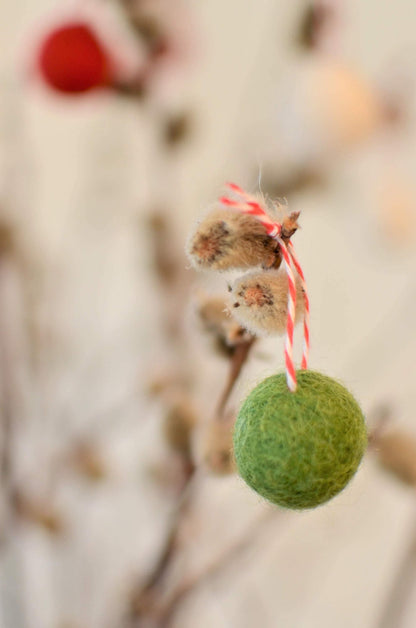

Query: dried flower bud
[
  {"left": 163, "top": 396, "right": 197, "bottom": 455},
  {"left": 281, "top": 211, "right": 301, "bottom": 240},
  {"left": 13, "top": 492, "right": 64, "bottom": 535},
  {"left": 375, "top": 430, "right": 416, "bottom": 486},
  {"left": 147, "top": 372, "right": 185, "bottom": 397},
  {"left": 186, "top": 209, "right": 281, "bottom": 272},
  {"left": 196, "top": 295, "right": 249, "bottom": 356},
  {"left": 297, "top": 3, "right": 334, "bottom": 50},
  {"left": 202, "top": 415, "right": 236, "bottom": 475},
  {"left": 147, "top": 211, "right": 179, "bottom": 284},
  {"left": 163, "top": 111, "right": 192, "bottom": 147},
  {"left": 229, "top": 269, "right": 305, "bottom": 336},
  {"left": 68, "top": 442, "right": 107, "bottom": 482},
  {"left": 130, "top": 13, "right": 164, "bottom": 51},
  {"left": 0, "top": 222, "right": 16, "bottom": 258}
]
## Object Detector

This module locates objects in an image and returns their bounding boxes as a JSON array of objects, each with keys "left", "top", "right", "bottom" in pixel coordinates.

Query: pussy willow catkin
[
  {"left": 186, "top": 208, "right": 281, "bottom": 272},
  {"left": 229, "top": 268, "right": 305, "bottom": 336}
]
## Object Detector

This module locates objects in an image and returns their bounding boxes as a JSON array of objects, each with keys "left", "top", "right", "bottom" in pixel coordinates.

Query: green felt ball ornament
[{"left": 233, "top": 370, "right": 367, "bottom": 509}]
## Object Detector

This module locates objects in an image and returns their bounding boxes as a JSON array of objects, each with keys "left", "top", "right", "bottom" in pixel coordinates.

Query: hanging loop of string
[{"left": 219, "top": 182, "right": 310, "bottom": 392}]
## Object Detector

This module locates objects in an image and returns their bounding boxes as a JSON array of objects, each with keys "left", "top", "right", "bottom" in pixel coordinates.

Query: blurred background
[{"left": 2, "top": 1, "right": 416, "bottom": 627}]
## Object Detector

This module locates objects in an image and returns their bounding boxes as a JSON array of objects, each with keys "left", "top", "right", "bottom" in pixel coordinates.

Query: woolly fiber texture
[
  {"left": 234, "top": 371, "right": 367, "bottom": 509},
  {"left": 186, "top": 209, "right": 280, "bottom": 271},
  {"left": 197, "top": 296, "right": 243, "bottom": 351},
  {"left": 230, "top": 269, "right": 304, "bottom": 336}
]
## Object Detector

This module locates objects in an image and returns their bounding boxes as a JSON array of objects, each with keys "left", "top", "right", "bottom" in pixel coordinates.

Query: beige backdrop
[{"left": 1, "top": 1, "right": 416, "bottom": 627}]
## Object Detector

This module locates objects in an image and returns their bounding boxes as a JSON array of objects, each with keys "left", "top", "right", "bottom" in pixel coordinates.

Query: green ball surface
[{"left": 233, "top": 371, "right": 367, "bottom": 509}]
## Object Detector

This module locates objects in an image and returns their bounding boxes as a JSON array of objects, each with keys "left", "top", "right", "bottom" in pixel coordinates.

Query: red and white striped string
[
  {"left": 219, "top": 182, "right": 310, "bottom": 392},
  {"left": 287, "top": 241, "right": 309, "bottom": 370}
]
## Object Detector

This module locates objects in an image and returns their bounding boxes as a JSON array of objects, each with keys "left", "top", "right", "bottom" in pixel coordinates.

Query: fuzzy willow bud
[
  {"left": 229, "top": 268, "right": 305, "bottom": 336},
  {"left": 186, "top": 209, "right": 281, "bottom": 272},
  {"left": 376, "top": 431, "right": 416, "bottom": 486},
  {"left": 196, "top": 295, "right": 248, "bottom": 353},
  {"left": 203, "top": 417, "right": 236, "bottom": 475},
  {"left": 162, "top": 397, "right": 197, "bottom": 456}
]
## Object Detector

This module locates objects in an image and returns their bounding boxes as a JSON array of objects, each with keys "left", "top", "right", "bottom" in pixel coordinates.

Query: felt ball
[
  {"left": 234, "top": 371, "right": 367, "bottom": 509},
  {"left": 38, "top": 23, "right": 111, "bottom": 94}
]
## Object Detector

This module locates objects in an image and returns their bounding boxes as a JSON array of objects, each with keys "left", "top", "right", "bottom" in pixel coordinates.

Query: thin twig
[
  {"left": 127, "top": 330, "right": 256, "bottom": 622},
  {"left": 127, "top": 472, "right": 201, "bottom": 622},
  {"left": 156, "top": 509, "right": 278, "bottom": 627},
  {"left": 0, "top": 238, "right": 29, "bottom": 547},
  {"left": 216, "top": 337, "right": 257, "bottom": 418}
]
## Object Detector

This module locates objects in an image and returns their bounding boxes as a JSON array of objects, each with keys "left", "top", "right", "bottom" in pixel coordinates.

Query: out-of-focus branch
[
  {"left": 216, "top": 336, "right": 256, "bottom": 418},
  {"left": 146, "top": 208, "right": 190, "bottom": 342},
  {"left": 377, "top": 519, "right": 416, "bottom": 628},
  {"left": 259, "top": 167, "right": 326, "bottom": 200},
  {"left": 127, "top": 327, "right": 258, "bottom": 623},
  {"left": 112, "top": 3, "right": 201, "bottom": 624},
  {"left": 0, "top": 223, "right": 22, "bottom": 532},
  {"left": 370, "top": 410, "right": 416, "bottom": 628},
  {"left": 143, "top": 509, "right": 277, "bottom": 628},
  {"left": 114, "top": 5, "right": 266, "bottom": 626},
  {"left": 127, "top": 472, "right": 199, "bottom": 624}
]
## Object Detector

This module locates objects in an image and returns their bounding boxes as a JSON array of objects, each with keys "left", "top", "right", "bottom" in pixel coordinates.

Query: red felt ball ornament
[{"left": 38, "top": 22, "right": 111, "bottom": 94}]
